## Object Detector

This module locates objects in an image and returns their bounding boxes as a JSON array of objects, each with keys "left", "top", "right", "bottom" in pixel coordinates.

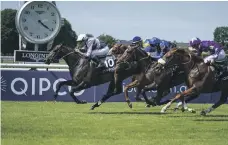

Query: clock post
[{"left": 15, "top": 1, "right": 62, "bottom": 64}]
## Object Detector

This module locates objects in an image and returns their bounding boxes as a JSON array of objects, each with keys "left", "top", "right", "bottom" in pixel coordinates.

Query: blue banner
[{"left": 1, "top": 70, "right": 224, "bottom": 104}]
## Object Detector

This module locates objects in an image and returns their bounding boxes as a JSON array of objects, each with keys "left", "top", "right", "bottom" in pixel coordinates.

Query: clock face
[{"left": 17, "top": 1, "right": 61, "bottom": 44}]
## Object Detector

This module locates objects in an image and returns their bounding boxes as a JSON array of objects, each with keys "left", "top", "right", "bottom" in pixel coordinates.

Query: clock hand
[{"left": 38, "top": 20, "right": 52, "bottom": 31}]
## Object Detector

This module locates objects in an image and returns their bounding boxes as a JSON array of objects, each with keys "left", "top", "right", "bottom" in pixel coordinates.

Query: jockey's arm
[
  {"left": 85, "top": 39, "right": 95, "bottom": 57},
  {"left": 197, "top": 48, "right": 203, "bottom": 56},
  {"left": 151, "top": 51, "right": 163, "bottom": 59},
  {"left": 209, "top": 47, "right": 221, "bottom": 59}
]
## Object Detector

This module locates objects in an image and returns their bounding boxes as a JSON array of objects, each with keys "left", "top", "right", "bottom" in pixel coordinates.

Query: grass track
[{"left": 1, "top": 101, "right": 228, "bottom": 145}]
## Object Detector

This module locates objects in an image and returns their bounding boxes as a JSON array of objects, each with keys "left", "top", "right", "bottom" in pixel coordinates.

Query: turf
[{"left": 1, "top": 101, "right": 228, "bottom": 145}]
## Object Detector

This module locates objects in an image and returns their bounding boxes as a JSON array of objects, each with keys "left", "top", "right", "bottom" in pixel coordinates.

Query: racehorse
[
  {"left": 159, "top": 48, "right": 228, "bottom": 115},
  {"left": 45, "top": 43, "right": 141, "bottom": 109},
  {"left": 115, "top": 45, "right": 192, "bottom": 111}
]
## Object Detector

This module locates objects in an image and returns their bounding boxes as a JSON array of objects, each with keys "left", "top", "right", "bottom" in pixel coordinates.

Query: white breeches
[
  {"left": 91, "top": 46, "right": 109, "bottom": 57},
  {"left": 204, "top": 49, "right": 226, "bottom": 63}
]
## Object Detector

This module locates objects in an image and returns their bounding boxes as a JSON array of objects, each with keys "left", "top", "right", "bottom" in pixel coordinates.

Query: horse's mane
[
  {"left": 130, "top": 44, "right": 148, "bottom": 57},
  {"left": 111, "top": 44, "right": 129, "bottom": 55},
  {"left": 175, "top": 48, "right": 204, "bottom": 63}
]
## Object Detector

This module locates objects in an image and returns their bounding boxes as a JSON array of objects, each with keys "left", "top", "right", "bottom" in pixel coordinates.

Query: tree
[
  {"left": 98, "top": 34, "right": 117, "bottom": 48},
  {"left": 52, "top": 18, "right": 77, "bottom": 49},
  {"left": 1, "top": 8, "right": 77, "bottom": 55},
  {"left": 213, "top": 26, "right": 228, "bottom": 50},
  {"left": 1, "top": 9, "right": 19, "bottom": 55}
]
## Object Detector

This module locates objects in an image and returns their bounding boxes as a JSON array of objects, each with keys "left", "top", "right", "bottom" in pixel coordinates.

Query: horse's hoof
[
  {"left": 90, "top": 106, "right": 95, "bottom": 110},
  {"left": 145, "top": 104, "right": 151, "bottom": 108},
  {"left": 135, "top": 97, "right": 145, "bottom": 102},
  {"left": 81, "top": 100, "right": 87, "bottom": 104},
  {"left": 161, "top": 107, "right": 167, "bottom": 113},
  {"left": 77, "top": 100, "right": 87, "bottom": 104},
  {"left": 173, "top": 107, "right": 178, "bottom": 112},
  {"left": 191, "top": 109, "right": 196, "bottom": 114},
  {"left": 160, "top": 110, "right": 166, "bottom": 113},
  {"left": 188, "top": 108, "right": 196, "bottom": 113},
  {"left": 200, "top": 110, "right": 206, "bottom": 116},
  {"left": 128, "top": 103, "right": 133, "bottom": 109},
  {"left": 181, "top": 108, "right": 185, "bottom": 112}
]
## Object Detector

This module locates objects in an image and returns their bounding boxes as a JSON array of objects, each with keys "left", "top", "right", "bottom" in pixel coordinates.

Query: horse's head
[
  {"left": 116, "top": 44, "right": 148, "bottom": 64},
  {"left": 45, "top": 43, "right": 71, "bottom": 64},
  {"left": 110, "top": 44, "right": 129, "bottom": 56},
  {"left": 161, "top": 48, "right": 193, "bottom": 68},
  {"left": 114, "top": 44, "right": 149, "bottom": 73}
]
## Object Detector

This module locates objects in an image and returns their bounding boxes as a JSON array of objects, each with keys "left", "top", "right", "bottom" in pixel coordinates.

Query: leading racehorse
[
  {"left": 45, "top": 43, "right": 142, "bottom": 109},
  {"left": 159, "top": 48, "right": 228, "bottom": 115},
  {"left": 114, "top": 45, "right": 193, "bottom": 111}
]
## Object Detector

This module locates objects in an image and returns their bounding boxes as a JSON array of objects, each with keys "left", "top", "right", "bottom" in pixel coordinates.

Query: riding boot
[
  {"left": 211, "top": 63, "right": 223, "bottom": 79},
  {"left": 85, "top": 62, "right": 95, "bottom": 84},
  {"left": 92, "top": 56, "right": 105, "bottom": 69}
]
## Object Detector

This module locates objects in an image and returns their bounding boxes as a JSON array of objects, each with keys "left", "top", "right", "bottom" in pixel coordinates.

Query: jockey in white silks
[
  {"left": 76, "top": 34, "right": 109, "bottom": 67},
  {"left": 76, "top": 34, "right": 109, "bottom": 83}
]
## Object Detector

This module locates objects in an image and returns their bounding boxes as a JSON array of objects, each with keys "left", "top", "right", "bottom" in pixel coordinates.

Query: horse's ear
[
  {"left": 60, "top": 41, "right": 65, "bottom": 46},
  {"left": 59, "top": 42, "right": 64, "bottom": 47}
]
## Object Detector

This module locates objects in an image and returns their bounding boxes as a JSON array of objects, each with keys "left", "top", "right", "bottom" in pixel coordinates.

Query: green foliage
[
  {"left": 98, "top": 34, "right": 117, "bottom": 48},
  {"left": 213, "top": 26, "right": 228, "bottom": 50},
  {"left": 1, "top": 9, "right": 19, "bottom": 55},
  {"left": 1, "top": 8, "right": 77, "bottom": 54}
]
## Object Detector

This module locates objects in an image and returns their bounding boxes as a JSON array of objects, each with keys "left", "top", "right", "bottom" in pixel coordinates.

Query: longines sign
[{"left": 14, "top": 50, "right": 58, "bottom": 63}]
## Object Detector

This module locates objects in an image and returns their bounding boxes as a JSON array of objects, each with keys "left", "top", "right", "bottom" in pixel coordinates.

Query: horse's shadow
[
  {"left": 194, "top": 119, "right": 228, "bottom": 122},
  {"left": 203, "top": 114, "right": 228, "bottom": 118},
  {"left": 193, "top": 114, "right": 228, "bottom": 122},
  {"left": 87, "top": 111, "right": 171, "bottom": 115}
]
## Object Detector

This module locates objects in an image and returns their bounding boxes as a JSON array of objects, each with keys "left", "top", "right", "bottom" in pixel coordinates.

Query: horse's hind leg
[
  {"left": 141, "top": 83, "right": 158, "bottom": 107},
  {"left": 134, "top": 87, "right": 144, "bottom": 102},
  {"left": 124, "top": 80, "right": 140, "bottom": 108},
  {"left": 70, "top": 81, "right": 88, "bottom": 104},
  {"left": 90, "top": 80, "right": 122, "bottom": 110},
  {"left": 174, "top": 94, "right": 199, "bottom": 113},
  {"left": 201, "top": 91, "right": 228, "bottom": 116},
  {"left": 54, "top": 80, "right": 75, "bottom": 101},
  {"left": 161, "top": 86, "right": 197, "bottom": 113}
]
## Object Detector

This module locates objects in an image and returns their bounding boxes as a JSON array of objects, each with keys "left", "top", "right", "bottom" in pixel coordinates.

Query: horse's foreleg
[
  {"left": 90, "top": 81, "right": 122, "bottom": 110},
  {"left": 70, "top": 81, "right": 88, "bottom": 104},
  {"left": 161, "top": 86, "right": 196, "bottom": 113},
  {"left": 124, "top": 80, "right": 140, "bottom": 108},
  {"left": 134, "top": 87, "right": 143, "bottom": 102},
  {"left": 141, "top": 83, "right": 157, "bottom": 107},
  {"left": 54, "top": 80, "right": 75, "bottom": 101},
  {"left": 201, "top": 91, "right": 228, "bottom": 116},
  {"left": 174, "top": 93, "right": 199, "bottom": 113}
]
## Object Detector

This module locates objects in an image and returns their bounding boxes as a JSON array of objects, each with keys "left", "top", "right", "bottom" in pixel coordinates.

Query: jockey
[
  {"left": 132, "top": 36, "right": 143, "bottom": 48},
  {"left": 189, "top": 37, "right": 226, "bottom": 75},
  {"left": 76, "top": 34, "right": 109, "bottom": 68},
  {"left": 76, "top": 34, "right": 109, "bottom": 84},
  {"left": 189, "top": 37, "right": 226, "bottom": 64},
  {"left": 147, "top": 37, "right": 172, "bottom": 60}
]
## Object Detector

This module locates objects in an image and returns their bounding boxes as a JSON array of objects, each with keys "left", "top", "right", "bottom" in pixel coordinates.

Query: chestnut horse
[{"left": 160, "top": 48, "right": 228, "bottom": 116}]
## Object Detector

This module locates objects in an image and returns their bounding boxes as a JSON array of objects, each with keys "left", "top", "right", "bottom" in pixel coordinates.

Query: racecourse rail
[{"left": 1, "top": 63, "right": 68, "bottom": 69}]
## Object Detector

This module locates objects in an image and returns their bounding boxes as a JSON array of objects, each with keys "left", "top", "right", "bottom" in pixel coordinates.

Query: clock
[{"left": 15, "top": 1, "right": 62, "bottom": 44}]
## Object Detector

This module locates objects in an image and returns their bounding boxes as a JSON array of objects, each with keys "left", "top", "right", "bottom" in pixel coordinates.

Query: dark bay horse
[
  {"left": 45, "top": 43, "right": 140, "bottom": 109},
  {"left": 160, "top": 48, "right": 228, "bottom": 115},
  {"left": 115, "top": 45, "right": 192, "bottom": 111},
  {"left": 115, "top": 45, "right": 157, "bottom": 108}
]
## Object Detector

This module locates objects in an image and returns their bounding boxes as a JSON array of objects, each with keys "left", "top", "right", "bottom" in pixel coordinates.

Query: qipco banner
[
  {"left": 1, "top": 70, "right": 222, "bottom": 103},
  {"left": 1, "top": 70, "right": 94, "bottom": 102}
]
